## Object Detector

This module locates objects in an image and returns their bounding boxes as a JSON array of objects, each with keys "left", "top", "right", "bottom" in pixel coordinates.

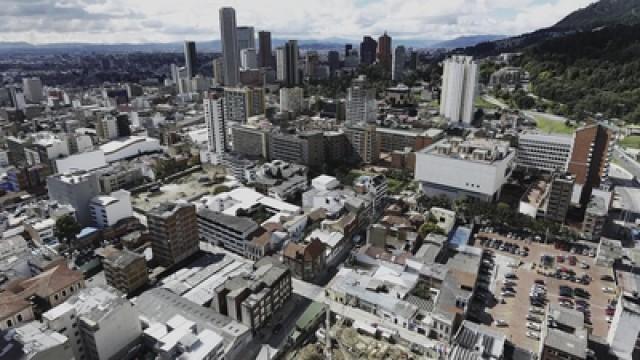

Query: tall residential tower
[
  {"left": 440, "top": 56, "right": 478, "bottom": 126},
  {"left": 219, "top": 7, "right": 240, "bottom": 86}
]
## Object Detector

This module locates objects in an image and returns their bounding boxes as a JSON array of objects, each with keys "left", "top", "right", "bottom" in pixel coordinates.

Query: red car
[
  {"left": 606, "top": 308, "right": 615, "bottom": 316},
  {"left": 557, "top": 256, "right": 565, "bottom": 263},
  {"left": 569, "top": 256, "right": 577, "bottom": 266}
]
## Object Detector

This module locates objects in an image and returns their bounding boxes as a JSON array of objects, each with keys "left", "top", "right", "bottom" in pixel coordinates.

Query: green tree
[
  {"left": 419, "top": 222, "right": 445, "bottom": 237},
  {"left": 54, "top": 215, "right": 81, "bottom": 255},
  {"left": 213, "top": 185, "right": 230, "bottom": 195}
]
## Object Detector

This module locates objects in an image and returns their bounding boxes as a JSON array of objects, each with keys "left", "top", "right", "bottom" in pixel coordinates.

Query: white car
[
  {"left": 526, "top": 331, "right": 540, "bottom": 340},
  {"left": 529, "top": 307, "right": 544, "bottom": 315},
  {"left": 603, "top": 287, "right": 615, "bottom": 293},
  {"left": 495, "top": 319, "right": 508, "bottom": 327},
  {"left": 527, "top": 322, "right": 541, "bottom": 331}
]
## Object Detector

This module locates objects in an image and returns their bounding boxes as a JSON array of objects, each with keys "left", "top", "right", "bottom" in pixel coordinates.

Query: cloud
[{"left": 0, "top": 0, "right": 597, "bottom": 44}]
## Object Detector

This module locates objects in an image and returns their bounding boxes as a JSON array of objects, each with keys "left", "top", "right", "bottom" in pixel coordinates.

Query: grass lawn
[
  {"left": 534, "top": 115, "right": 575, "bottom": 135},
  {"left": 474, "top": 96, "right": 499, "bottom": 110},
  {"left": 619, "top": 135, "right": 640, "bottom": 149}
]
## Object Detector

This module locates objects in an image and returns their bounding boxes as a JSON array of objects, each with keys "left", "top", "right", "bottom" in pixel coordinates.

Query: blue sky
[{"left": 0, "top": 0, "right": 596, "bottom": 44}]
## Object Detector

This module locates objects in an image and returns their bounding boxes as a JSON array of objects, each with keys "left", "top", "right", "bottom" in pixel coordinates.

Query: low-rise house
[{"left": 282, "top": 238, "right": 326, "bottom": 281}]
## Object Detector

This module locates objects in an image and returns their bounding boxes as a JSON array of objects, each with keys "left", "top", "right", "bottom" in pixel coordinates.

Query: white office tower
[
  {"left": 240, "top": 48, "right": 258, "bottom": 70},
  {"left": 440, "top": 56, "right": 478, "bottom": 125},
  {"left": 280, "top": 87, "right": 305, "bottom": 115},
  {"left": 219, "top": 7, "right": 240, "bottom": 86},
  {"left": 276, "top": 47, "right": 286, "bottom": 81},
  {"left": 237, "top": 26, "right": 255, "bottom": 51},
  {"left": 22, "top": 77, "right": 44, "bottom": 103},
  {"left": 346, "top": 75, "right": 377, "bottom": 124},
  {"left": 392, "top": 46, "right": 407, "bottom": 81},
  {"left": 204, "top": 94, "right": 226, "bottom": 165}
]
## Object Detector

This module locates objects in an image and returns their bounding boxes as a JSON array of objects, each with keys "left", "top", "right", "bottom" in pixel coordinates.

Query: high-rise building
[
  {"left": 546, "top": 172, "right": 575, "bottom": 223},
  {"left": 184, "top": 40, "right": 197, "bottom": 79},
  {"left": 377, "top": 32, "right": 392, "bottom": 72},
  {"left": 212, "top": 58, "right": 224, "bottom": 85},
  {"left": 236, "top": 26, "right": 255, "bottom": 51},
  {"left": 345, "top": 44, "right": 353, "bottom": 56},
  {"left": 231, "top": 125, "right": 270, "bottom": 159},
  {"left": 569, "top": 124, "right": 614, "bottom": 205},
  {"left": 346, "top": 75, "right": 377, "bottom": 124},
  {"left": 283, "top": 40, "right": 300, "bottom": 87},
  {"left": 276, "top": 47, "right": 286, "bottom": 82},
  {"left": 328, "top": 51, "right": 340, "bottom": 75},
  {"left": 224, "top": 87, "right": 265, "bottom": 124},
  {"left": 240, "top": 48, "right": 258, "bottom": 70},
  {"left": 392, "top": 46, "right": 407, "bottom": 81},
  {"left": 440, "top": 56, "right": 478, "bottom": 125},
  {"left": 148, "top": 202, "right": 199, "bottom": 268},
  {"left": 304, "top": 51, "right": 319, "bottom": 80},
  {"left": 89, "top": 189, "right": 134, "bottom": 229},
  {"left": 47, "top": 171, "right": 100, "bottom": 226},
  {"left": 204, "top": 93, "right": 227, "bottom": 165},
  {"left": 360, "top": 36, "right": 377, "bottom": 65},
  {"left": 280, "top": 87, "right": 305, "bottom": 115},
  {"left": 219, "top": 7, "right": 240, "bottom": 86},
  {"left": 258, "top": 31, "right": 273, "bottom": 68},
  {"left": 101, "top": 247, "right": 149, "bottom": 295},
  {"left": 344, "top": 124, "right": 379, "bottom": 164},
  {"left": 22, "top": 77, "right": 44, "bottom": 103},
  {"left": 517, "top": 132, "right": 573, "bottom": 172}
]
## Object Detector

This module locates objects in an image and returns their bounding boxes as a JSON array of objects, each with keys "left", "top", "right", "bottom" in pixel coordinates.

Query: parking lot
[{"left": 476, "top": 230, "right": 616, "bottom": 353}]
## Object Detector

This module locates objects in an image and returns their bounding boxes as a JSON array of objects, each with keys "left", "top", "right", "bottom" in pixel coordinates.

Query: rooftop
[{"left": 419, "top": 138, "right": 513, "bottom": 164}]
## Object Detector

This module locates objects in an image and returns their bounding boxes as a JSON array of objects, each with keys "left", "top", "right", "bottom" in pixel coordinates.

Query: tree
[
  {"left": 419, "top": 222, "right": 445, "bottom": 238},
  {"left": 54, "top": 215, "right": 81, "bottom": 255},
  {"left": 213, "top": 185, "right": 230, "bottom": 195}
]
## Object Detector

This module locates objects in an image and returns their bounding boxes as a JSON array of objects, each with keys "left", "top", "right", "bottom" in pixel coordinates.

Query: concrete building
[
  {"left": 211, "top": 258, "right": 291, "bottom": 331},
  {"left": 282, "top": 238, "right": 326, "bottom": 282},
  {"left": 196, "top": 208, "right": 259, "bottom": 256},
  {"left": 231, "top": 125, "right": 269, "bottom": 159},
  {"left": 275, "top": 47, "right": 286, "bottom": 82},
  {"left": 22, "top": 78, "right": 44, "bottom": 103},
  {"left": 377, "top": 32, "right": 392, "bottom": 73},
  {"left": 89, "top": 190, "right": 133, "bottom": 229},
  {"left": 607, "top": 285, "right": 640, "bottom": 360},
  {"left": 517, "top": 132, "right": 574, "bottom": 172},
  {"left": 96, "top": 114, "right": 119, "bottom": 141},
  {"left": 344, "top": 124, "right": 379, "bottom": 164},
  {"left": 392, "top": 46, "right": 407, "bottom": 81},
  {"left": 219, "top": 7, "right": 240, "bottom": 86},
  {"left": 224, "top": 87, "right": 265, "bottom": 124},
  {"left": 279, "top": 87, "right": 304, "bottom": 115},
  {"left": 346, "top": 75, "right": 377, "bottom": 124},
  {"left": 236, "top": 26, "right": 255, "bottom": 51},
  {"left": 240, "top": 48, "right": 258, "bottom": 70},
  {"left": 42, "top": 286, "right": 142, "bottom": 360},
  {"left": 258, "top": 31, "right": 273, "bottom": 68},
  {"left": 583, "top": 195, "right": 608, "bottom": 241},
  {"left": 539, "top": 303, "right": 588, "bottom": 360},
  {"left": 415, "top": 138, "right": 515, "bottom": 202},
  {"left": 0, "top": 322, "right": 74, "bottom": 360},
  {"left": 324, "top": 131, "right": 349, "bottom": 164},
  {"left": 144, "top": 315, "right": 224, "bottom": 360},
  {"left": 546, "top": 173, "right": 575, "bottom": 223},
  {"left": 204, "top": 93, "right": 227, "bottom": 165},
  {"left": 47, "top": 171, "right": 101, "bottom": 226},
  {"left": 212, "top": 58, "right": 224, "bottom": 85},
  {"left": 440, "top": 56, "right": 478, "bottom": 125},
  {"left": 148, "top": 202, "right": 200, "bottom": 268},
  {"left": 269, "top": 131, "right": 325, "bottom": 169},
  {"left": 99, "top": 136, "right": 161, "bottom": 163},
  {"left": 283, "top": 40, "right": 300, "bottom": 87},
  {"left": 101, "top": 247, "right": 148, "bottom": 295}
]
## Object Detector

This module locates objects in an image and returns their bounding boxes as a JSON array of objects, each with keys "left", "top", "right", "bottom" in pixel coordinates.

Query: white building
[
  {"left": 42, "top": 286, "right": 142, "bottom": 360},
  {"left": 279, "top": 87, "right": 305, "bottom": 115},
  {"left": 89, "top": 190, "right": 133, "bottom": 229},
  {"left": 204, "top": 94, "right": 226, "bottom": 165},
  {"left": 99, "top": 136, "right": 161, "bottom": 162},
  {"left": 415, "top": 138, "right": 515, "bottom": 202},
  {"left": 96, "top": 114, "right": 119, "bottom": 140},
  {"left": 311, "top": 175, "right": 340, "bottom": 191},
  {"left": 144, "top": 315, "right": 224, "bottom": 360},
  {"left": 346, "top": 75, "right": 377, "bottom": 124},
  {"left": 224, "top": 87, "right": 265, "bottom": 124},
  {"left": 440, "top": 56, "right": 478, "bottom": 125},
  {"left": 240, "top": 48, "right": 258, "bottom": 70},
  {"left": 517, "top": 132, "right": 574, "bottom": 172},
  {"left": 22, "top": 77, "right": 44, "bottom": 103},
  {"left": 276, "top": 47, "right": 286, "bottom": 82},
  {"left": 56, "top": 150, "right": 107, "bottom": 174},
  {"left": 1, "top": 322, "right": 75, "bottom": 360}
]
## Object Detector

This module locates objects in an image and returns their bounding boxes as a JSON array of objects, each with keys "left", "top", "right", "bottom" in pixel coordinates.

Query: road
[
  {"left": 614, "top": 147, "right": 640, "bottom": 180},
  {"left": 522, "top": 110, "right": 568, "bottom": 123},
  {"left": 482, "top": 94, "right": 508, "bottom": 110}
]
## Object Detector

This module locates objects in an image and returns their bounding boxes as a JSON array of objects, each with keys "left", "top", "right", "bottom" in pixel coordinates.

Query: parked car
[
  {"left": 495, "top": 319, "right": 508, "bottom": 327},
  {"left": 526, "top": 315, "right": 542, "bottom": 323},
  {"left": 526, "top": 331, "right": 540, "bottom": 340},
  {"left": 603, "top": 287, "right": 615, "bottom": 294},
  {"left": 527, "top": 322, "right": 541, "bottom": 331},
  {"left": 601, "top": 275, "right": 614, "bottom": 282}
]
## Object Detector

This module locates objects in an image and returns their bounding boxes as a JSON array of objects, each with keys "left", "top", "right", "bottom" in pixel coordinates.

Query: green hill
[{"left": 553, "top": 0, "right": 640, "bottom": 30}]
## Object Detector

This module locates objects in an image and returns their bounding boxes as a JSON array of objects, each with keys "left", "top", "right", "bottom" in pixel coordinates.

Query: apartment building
[
  {"left": 344, "top": 124, "right": 379, "bottom": 164},
  {"left": 101, "top": 247, "right": 148, "bottom": 295},
  {"left": 268, "top": 131, "right": 325, "bottom": 169},
  {"left": 231, "top": 125, "right": 270, "bottom": 159},
  {"left": 517, "top": 132, "right": 573, "bottom": 172},
  {"left": 148, "top": 202, "right": 199, "bottom": 268}
]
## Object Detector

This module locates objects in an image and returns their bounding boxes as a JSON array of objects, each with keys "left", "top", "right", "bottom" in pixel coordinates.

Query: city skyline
[{"left": 1, "top": 0, "right": 595, "bottom": 44}]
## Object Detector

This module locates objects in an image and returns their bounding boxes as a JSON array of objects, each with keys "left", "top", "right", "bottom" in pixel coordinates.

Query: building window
[
  {"left": 6, "top": 320, "right": 12, "bottom": 327},
  {"left": 16, "top": 314, "right": 22, "bottom": 322}
]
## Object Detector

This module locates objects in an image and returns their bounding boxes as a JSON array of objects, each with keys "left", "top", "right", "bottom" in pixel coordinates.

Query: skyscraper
[
  {"left": 237, "top": 26, "right": 255, "bottom": 51},
  {"left": 440, "top": 56, "right": 478, "bottom": 125},
  {"left": 328, "top": 51, "right": 340, "bottom": 76},
  {"left": 258, "top": 31, "right": 273, "bottom": 68},
  {"left": 392, "top": 46, "right": 407, "bottom": 81},
  {"left": 276, "top": 47, "right": 286, "bottom": 82},
  {"left": 360, "top": 36, "right": 377, "bottom": 65},
  {"left": 377, "top": 32, "right": 392, "bottom": 73},
  {"left": 345, "top": 44, "right": 353, "bottom": 57},
  {"left": 183, "top": 41, "right": 197, "bottom": 79},
  {"left": 219, "top": 7, "right": 240, "bottom": 86},
  {"left": 212, "top": 58, "right": 224, "bottom": 85},
  {"left": 284, "top": 40, "right": 300, "bottom": 87},
  {"left": 204, "top": 92, "right": 226, "bottom": 165},
  {"left": 22, "top": 77, "right": 43, "bottom": 103}
]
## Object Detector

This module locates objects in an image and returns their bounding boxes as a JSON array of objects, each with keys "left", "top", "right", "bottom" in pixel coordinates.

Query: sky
[{"left": 0, "top": 0, "right": 597, "bottom": 44}]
